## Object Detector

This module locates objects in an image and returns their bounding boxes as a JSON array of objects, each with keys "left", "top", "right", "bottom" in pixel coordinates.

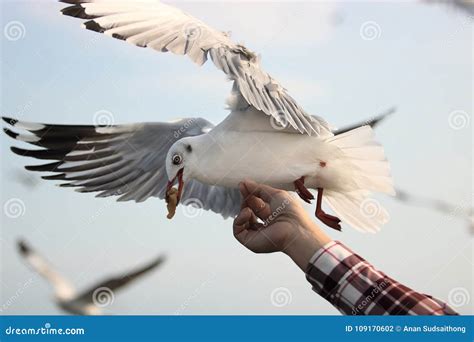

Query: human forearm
[{"left": 282, "top": 220, "right": 332, "bottom": 271}]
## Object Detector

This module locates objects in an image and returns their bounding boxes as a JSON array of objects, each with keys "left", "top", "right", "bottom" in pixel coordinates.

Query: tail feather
[
  {"left": 350, "top": 160, "right": 391, "bottom": 177},
  {"left": 356, "top": 175, "right": 395, "bottom": 195},
  {"left": 325, "top": 191, "right": 390, "bottom": 233},
  {"left": 325, "top": 126, "right": 394, "bottom": 232}
]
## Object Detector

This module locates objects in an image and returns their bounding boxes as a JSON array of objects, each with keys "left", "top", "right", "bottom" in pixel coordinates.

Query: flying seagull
[
  {"left": 394, "top": 188, "right": 473, "bottom": 234},
  {"left": 423, "top": 0, "right": 474, "bottom": 17},
  {"left": 3, "top": 0, "right": 395, "bottom": 232},
  {"left": 17, "top": 239, "right": 166, "bottom": 315}
]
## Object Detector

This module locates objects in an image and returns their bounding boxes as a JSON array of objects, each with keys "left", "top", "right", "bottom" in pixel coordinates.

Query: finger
[
  {"left": 239, "top": 181, "right": 250, "bottom": 198},
  {"left": 248, "top": 209, "right": 264, "bottom": 230},
  {"left": 246, "top": 194, "right": 272, "bottom": 221},
  {"left": 233, "top": 207, "right": 252, "bottom": 237},
  {"left": 239, "top": 182, "right": 250, "bottom": 209},
  {"left": 236, "top": 186, "right": 261, "bottom": 230},
  {"left": 242, "top": 179, "right": 277, "bottom": 203}
]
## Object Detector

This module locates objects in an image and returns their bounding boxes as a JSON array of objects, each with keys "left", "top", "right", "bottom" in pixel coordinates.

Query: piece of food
[{"left": 166, "top": 187, "right": 179, "bottom": 219}]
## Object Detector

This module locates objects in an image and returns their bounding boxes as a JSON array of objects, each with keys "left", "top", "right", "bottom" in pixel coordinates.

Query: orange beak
[{"left": 166, "top": 168, "right": 184, "bottom": 203}]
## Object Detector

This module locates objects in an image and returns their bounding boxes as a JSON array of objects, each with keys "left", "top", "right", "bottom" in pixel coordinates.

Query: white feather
[{"left": 321, "top": 125, "right": 394, "bottom": 232}]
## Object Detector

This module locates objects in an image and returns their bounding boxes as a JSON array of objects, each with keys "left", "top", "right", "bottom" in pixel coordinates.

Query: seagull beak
[{"left": 167, "top": 168, "right": 184, "bottom": 204}]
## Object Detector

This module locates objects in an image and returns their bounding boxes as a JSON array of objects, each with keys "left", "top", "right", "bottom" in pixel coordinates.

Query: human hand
[{"left": 233, "top": 180, "right": 332, "bottom": 270}]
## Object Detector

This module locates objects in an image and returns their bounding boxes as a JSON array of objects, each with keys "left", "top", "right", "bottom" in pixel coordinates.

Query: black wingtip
[
  {"left": 58, "top": 183, "right": 78, "bottom": 188},
  {"left": 371, "top": 106, "right": 397, "bottom": 127},
  {"left": 2, "top": 116, "right": 18, "bottom": 126},
  {"left": 25, "top": 162, "right": 62, "bottom": 172},
  {"left": 61, "top": 4, "right": 94, "bottom": 19},
  {"left": 84, "top": 20, "right": 105, "bottom": 33},
  {"left": 10, "top": 146, "right": 26, "bottom": 156},
  {"left": 334, "top": 107, "right": 397, "bottom": 135},
  {"left": 111, "top": 33, "right": 126, "bottom": 41},
  {"left": 17, "top": 239, "right": 31, "bottom": 256},
  {"left": 3, "top": 127, "right": 18, "bottom": 139},
  {"left": 42, "top": 173, "right": 67, "bottom": 181}
]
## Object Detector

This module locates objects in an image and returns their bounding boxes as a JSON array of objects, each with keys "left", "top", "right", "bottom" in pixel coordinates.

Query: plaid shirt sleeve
[{"left": 306, "top": 241, "right": 458, "bottom": 315}]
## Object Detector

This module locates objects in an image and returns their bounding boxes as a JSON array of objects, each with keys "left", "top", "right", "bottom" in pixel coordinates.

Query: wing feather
[
  {"left": 3, "top": 116, "right": 241, "bottom": 218},
  {"left": 75, "top": 254, "right": 167, "bottom": 305},
  {"left": 59, "top": 0, "right": 331, "bottom": 136},
  {"left": 17, "top": 240, "right": 76, "bottom": 301}
]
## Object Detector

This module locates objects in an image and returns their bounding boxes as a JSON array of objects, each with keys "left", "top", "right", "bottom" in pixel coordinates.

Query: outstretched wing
[
  {"left": 17, "top": 240, "right": 76, "bottom": 300},
  {"left": 3, "top": 116, "right": 241, "bottom": 218},
  {"left": 59, "top": 0, "right": 330, "bottom": 136},
  {"left": 75, "top": 254, "right": 166, "bottom": 305}
]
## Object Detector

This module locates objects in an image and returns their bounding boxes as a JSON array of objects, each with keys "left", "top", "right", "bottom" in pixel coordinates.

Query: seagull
[
  {"left": 423, "top": 0, "right": 474, "bottom": 17},
  {"left": 395, "top": 188, "right": 474, "bottom": 234},
  {"left": 2, "top": 0, "right": 395, "bottom": 232},
  {"left": 17, "top": 239, "right": 166, "bottom": 315}
]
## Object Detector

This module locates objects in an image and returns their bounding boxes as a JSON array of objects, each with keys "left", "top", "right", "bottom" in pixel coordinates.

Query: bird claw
[
  {"left": 294, "top": 177, "right": 314, "bottom": 203},
  {"left": 294, "top": 179, "right": 342, "bottom": 231},
  {"left": 316, "top": 211, "right": 342, "bottom": 231}
]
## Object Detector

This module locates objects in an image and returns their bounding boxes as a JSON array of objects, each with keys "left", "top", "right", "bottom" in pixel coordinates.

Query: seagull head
[{"left": 165, "top": 138, "right": 195, "bottom": 203}]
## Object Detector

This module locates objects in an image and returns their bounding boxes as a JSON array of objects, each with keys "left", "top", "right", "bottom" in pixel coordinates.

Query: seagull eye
[{"left": 172, "top": 154, "right": 183, "bottom": 165}]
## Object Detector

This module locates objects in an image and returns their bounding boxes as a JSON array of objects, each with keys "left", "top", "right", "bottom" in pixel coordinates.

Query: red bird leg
[
  {"left": 315, "top": 188, "right": 342, "bottom": 231},
  {"left": 294, "top": 177, "right": 314, "bottom": 204}
]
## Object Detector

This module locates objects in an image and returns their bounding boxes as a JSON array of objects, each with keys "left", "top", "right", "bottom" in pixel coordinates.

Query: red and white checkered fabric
[{"left": 306, "top": 241, "right": 458, "bottom": 315}]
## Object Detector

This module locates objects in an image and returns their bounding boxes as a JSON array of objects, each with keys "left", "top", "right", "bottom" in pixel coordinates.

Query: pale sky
[{"left": 1, "top": 0, "right": 472, "bottom": 315}]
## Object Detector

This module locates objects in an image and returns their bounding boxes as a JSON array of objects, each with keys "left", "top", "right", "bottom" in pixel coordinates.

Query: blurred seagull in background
[
  {"left": 3, "top": 0, "right": 395, "bottom": 232},
  {"left": 394, "top": 189, "right": 474, "bottom": 234},
  {"left": 17, "top": 239, "right": 166, "bottom": 315},
  {"left": 423, "top": 0, "right": 474, "bottom": 16}
]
